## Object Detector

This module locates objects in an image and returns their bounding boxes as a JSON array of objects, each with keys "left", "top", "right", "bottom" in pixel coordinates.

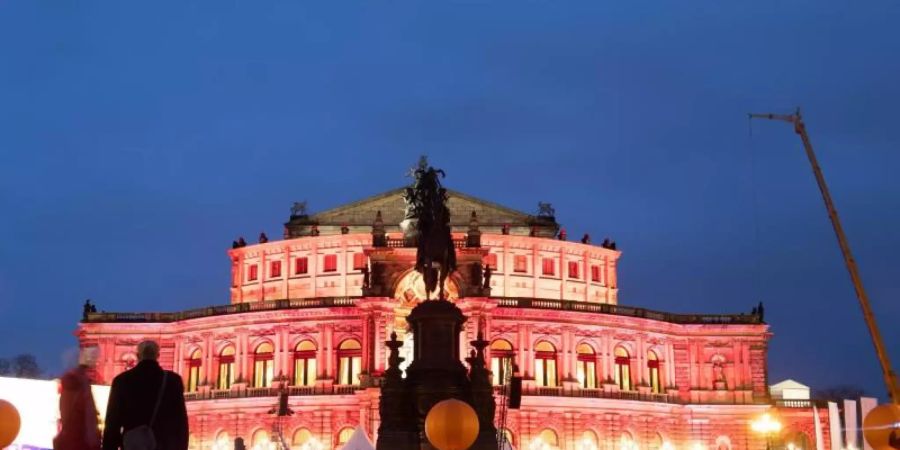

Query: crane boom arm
[{"left": 750, "top": 108, "right": 900, "bottom": 404}]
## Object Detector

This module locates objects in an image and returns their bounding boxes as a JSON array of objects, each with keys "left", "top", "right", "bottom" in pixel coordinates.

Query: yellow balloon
[
  {"left": 863, "top": 403, "right": 900, "bottom": 450},
  {"left": 425, "top": 398, "right": 480, "bottom": 450},
  {"left": 0, "top": 399, "right": 21, "bottom": 448}
]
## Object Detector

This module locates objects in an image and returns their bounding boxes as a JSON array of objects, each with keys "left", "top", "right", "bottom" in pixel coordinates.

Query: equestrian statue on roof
[{"left": 401, "top": 156, "right": 457, "bottom": 300}]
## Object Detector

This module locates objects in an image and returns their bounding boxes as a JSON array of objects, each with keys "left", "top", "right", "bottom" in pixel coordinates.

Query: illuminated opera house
[{"left": 79, "top": 172, "right": 832, "bottom": 450}]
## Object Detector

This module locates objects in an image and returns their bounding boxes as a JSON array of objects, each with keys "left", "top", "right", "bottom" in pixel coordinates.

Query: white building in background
[{"left": 770, "top": 380, "right": 811, "bottom": 401}]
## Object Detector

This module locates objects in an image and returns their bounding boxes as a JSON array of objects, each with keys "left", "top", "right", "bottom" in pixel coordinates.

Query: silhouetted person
[
  {"left": 82, "top": 300, "right": 93, "bottom": 321},
  {"left": 558, "top": 228, "right": 567, "bottom": 241},
  {"left": 340, "top": 225, "right": 350, "bottom": 235},
  {"left": 751, "top": 306, "right": 758, "bottom": 315},
  {"left": 310, "top": 225, "right": 320, "bottom": 236},
  {"left": 231, "top": 240, "right": 239, "bottom": 249},
  {"left": 103, "top": 341, "right": 188, "bottom": 450},
  {"left": 258, "top": 232, "right": 268, "bottom": 243},
  {"left": 90, "top": 304, "right": 97, "bottom": 313},
  {"left": 610, "top": 241, "right": 617, "bottom": 250},
  {"left": 483, "top": 265, "right": 492, "bottom": 289},
  {"left": 757, "top": 301, "right": 765, "bottom": 321},
  {"left": 601, "top": 238, "right": 611, "bottom": 248},
  {"left": 55, "top": 347, "right": 101, "bottom": 450},
  {"left": 581, "top": 234, "right": 591, "bottom": 244},
  {"left": 237, "top": 237, "right": 247, "bottom": 247}
]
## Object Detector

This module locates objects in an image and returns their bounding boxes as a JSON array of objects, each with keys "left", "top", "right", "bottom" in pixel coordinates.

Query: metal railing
[
  {"left": 384, "top": 237, "right": 467, "bottom": 248},
  {"left": 773, "top": 399, "right": 829, "bottom": 408},
  {"left": 83, "top": 297, "right": 760, "bottom": 326},
  {"left": 495, "top": 297, "right": 763, "bottom": 325},
  {"left": 492, "top": 385, "right": 678, "bottom": 404},
  {"left": 183, "top": 384, "right": 364, "bottom": 401},
  {"left": 84, "top": 296, "right": 361, "bottom": 323}
]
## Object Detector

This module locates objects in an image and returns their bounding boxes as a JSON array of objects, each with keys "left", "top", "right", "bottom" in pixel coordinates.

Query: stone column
[
  {"left": 560, "top": 247, "right": 567, "bottom": 300},
  {"left": 282, "top": 245, "right": 290, "bottom": 299},
  {"left": 503, "top": 239, "right": 510, "bottom": 297},
  {"left": 583, "top": 250, "right": 590, "bottom": 303},
  {"left": 310, "top": 241, "right": 318, "bottom": 298},
  {"left": 259, "top": 251, "right": 267, "bottom": 301},
  {"left": 204, "top": 333, "right": 214, "bottom": 385}
]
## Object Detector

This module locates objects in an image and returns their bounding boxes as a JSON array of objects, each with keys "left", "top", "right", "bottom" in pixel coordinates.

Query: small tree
[{"left": 12, "top": 354, "right": 42, "bottom": 378}]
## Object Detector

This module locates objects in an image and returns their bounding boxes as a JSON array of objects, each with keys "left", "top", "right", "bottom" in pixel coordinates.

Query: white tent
[{"left": 338, "top": 426, "right": 374, "bottom": 450}]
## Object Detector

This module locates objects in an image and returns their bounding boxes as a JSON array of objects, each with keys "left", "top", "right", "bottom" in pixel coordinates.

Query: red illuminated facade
[{"left": 78, "top": 188, "right": 830, "bottom": 450}]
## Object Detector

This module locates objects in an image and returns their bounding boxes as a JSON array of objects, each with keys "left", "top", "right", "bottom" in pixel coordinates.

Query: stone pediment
[{"left": 285, "top": 188, "right": 558, "bottom": 237}]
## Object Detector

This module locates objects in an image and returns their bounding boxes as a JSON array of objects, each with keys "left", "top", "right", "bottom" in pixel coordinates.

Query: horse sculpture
[{"left": 404, "top": 159, "right": 457, "bottom": 300}]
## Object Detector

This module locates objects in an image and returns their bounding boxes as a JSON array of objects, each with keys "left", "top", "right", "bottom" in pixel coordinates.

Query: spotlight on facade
[
  {"left": 751, "top": 413, "right": 783, "bottom": 450},
  {"left": 691, "top": 442, "right": 707, "bottom": 450},
  {"left": 661, "top": 441, "right": 676, "bottom": 450}
]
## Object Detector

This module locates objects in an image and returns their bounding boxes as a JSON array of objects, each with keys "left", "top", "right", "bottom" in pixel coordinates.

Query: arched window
[
  {"left": 186, "top": 349, "right": 202, "bottom": 392},
  {"left": 337, "top": 339, "right": 361, "bottom": 385},
  {"left": 647, "top": 350, "right": 662, "bottom": 393},
  {"left": 490, "top": 339, "right": 515, "bottom": 385},
  {"left": 784, "top": 432, "right": 810, "bottom": 450},
  {"left": 337, "top": 427, "right": 355, "bottom": 446},
  {"left": 253, "top": 342, "right": 275, "bottom": 388},
  {"left": 649, "top": 432, "right": 664, "bottom": 450},
  {"left": 217, "top": 346, "right": 235, "bottom": 390},
  {"left": 579, "top": 430, "right": 599, "bottom": 450},
  {"left": 536, "top": 428, "right": 559, "bottom": 449},
  {"left": 576, "top": 343, "right": 597, "bottom": 389},
  {"left": 251, "top": 429, "right": 269, "bottom": 450},
  {"left": 214, "top": 431, "right": 230, "bottom": 450},
  {"left": 534, "top": 341, "right": 558, "bottom": 387},
  {"left": 620, "top": 432, "right": 636, "bottom": 450},
  {"left": 291, "top": 428, "right": 313, "bottom": 450},
  {"left": 715, "top": 435, "right": 733, "bottom": 450},
  {"left": 614, "top": 346, "right": 631, "bottom": 391},
  {"left": 293, "top": 340, "right": 317, "bottom": 387}
]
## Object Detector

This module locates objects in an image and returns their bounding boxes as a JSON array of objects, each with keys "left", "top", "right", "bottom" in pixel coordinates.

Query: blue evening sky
[{"left": 1, "top": 2, "right": 898, "bottom": 397}]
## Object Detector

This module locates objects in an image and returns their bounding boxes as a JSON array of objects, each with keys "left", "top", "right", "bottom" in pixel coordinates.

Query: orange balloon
[
  {"left": 425, "top": 399, "right": 480, "bottom": 450},
  {"left": 0, "top": 399, "right": 21, "bottom": 448},
  {"left": 863, "top": 403, "right": 900, "bottom": 450}
]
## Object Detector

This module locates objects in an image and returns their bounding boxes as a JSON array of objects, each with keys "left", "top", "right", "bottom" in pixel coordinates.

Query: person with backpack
[{"left": 102, "top": 341, "right": 189, "bottom": 450}]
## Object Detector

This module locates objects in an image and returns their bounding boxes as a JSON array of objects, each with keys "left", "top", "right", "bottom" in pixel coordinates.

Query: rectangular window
[
  {"left": 270, "top": 261, "right": 282, "bottom": 278},
  {"left": 491, "top": 355, "right": 513, "bottom": 385},
  {"left": 485, "top": 254, "right": 498, "bottom": 270},
  {"left": 591, "top": 265, "right": 601, "bottom": 283},
  {"left": 542, "top": 258, "right": 555, "bottom": 276},
  {"left": 338, "top": 356, "right": 361, "bottom": 385},
  {"left": 513, "top": 255, "right": 528, "bottom": 273},
  {"left": 294, "top": 357, "right": 316, "bottom": 387},
  {"left": 248, "top": 264, "right": 258, "bottom": 281},
  {"left": 217, "top": 361, "right": 234, "bottom": 390},
  {"left": 567, "top": 261, "right": 579, "bottom": 279},
  {"left": 323, "top": 254, "right": 338, "bottom": 272},
  {"left": 352, "top": 253, "right": 366, "bottom": 270},
  {"left": 577, "top": 360, "right": 597, "bottom": 389},
  {"left": 535, "top": 358, "right": 557, "bottom": 387},
  {"left": 253, "top": 359, "right": 273, "bottom": 388},
  {"left": 294, "top": 257, "right": 308, "bottom": 275}
]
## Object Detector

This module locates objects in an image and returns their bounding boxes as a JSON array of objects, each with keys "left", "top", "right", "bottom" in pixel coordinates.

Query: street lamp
[{"left": 751, "top": 413, "right": 782, "bottom": 450}]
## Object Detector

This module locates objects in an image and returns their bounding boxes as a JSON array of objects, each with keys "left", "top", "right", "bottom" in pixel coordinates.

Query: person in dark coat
[
  {"left": 54, "top": 347, "right": 101, "bottom": 450},
  {"left": 102, "top": 341, "right": 189, "bottom": 450}
]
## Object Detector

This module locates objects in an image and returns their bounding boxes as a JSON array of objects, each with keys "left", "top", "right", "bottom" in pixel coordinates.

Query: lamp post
[{"left": 751, "top": 413, "right": 782, "bottom": 450}]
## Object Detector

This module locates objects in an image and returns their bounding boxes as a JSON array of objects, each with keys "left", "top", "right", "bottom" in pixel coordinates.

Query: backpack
[{"left": 123, "top": 372, "right": 167, "bottom": 450}]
